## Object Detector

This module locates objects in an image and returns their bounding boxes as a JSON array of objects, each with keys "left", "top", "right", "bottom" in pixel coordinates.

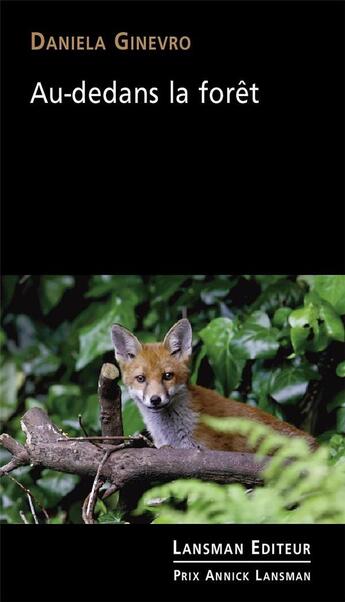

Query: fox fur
[{"left": 111, "top": 319, "right": 316, "bottom": 452}]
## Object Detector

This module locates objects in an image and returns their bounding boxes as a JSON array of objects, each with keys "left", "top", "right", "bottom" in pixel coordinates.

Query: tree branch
[
  {"left": 98, "top": 363, "right": 123, "bottom": 440},
  {"left": 0, "top": 407, "right": 267, "bottom": 492},
  {"left": 0, "top": 434, "right": 29, "bottom": 475}
]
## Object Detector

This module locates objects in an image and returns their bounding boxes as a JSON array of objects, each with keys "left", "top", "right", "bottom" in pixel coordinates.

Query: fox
[{"left": 111, "top": 319, "right": 317, "bottom": 452}]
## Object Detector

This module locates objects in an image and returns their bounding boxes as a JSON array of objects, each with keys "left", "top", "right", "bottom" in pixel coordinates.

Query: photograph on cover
[{"left": 0, "top": 275, "right": 344, "bottom": 525}]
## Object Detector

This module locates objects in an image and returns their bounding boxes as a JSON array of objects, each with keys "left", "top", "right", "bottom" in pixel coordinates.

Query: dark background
[
  {"left": 1, "top": 2, "right": 345, "bottom": 602},
  {"left": 1, "top": 0, "right": 344, "bottom": 274}
]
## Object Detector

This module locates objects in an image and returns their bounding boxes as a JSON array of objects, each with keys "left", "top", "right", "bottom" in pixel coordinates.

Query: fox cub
[{"left": 111, "top": 319, "right": 316, "bottom": 452}]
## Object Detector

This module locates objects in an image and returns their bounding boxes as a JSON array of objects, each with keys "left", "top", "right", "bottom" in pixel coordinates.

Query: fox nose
[{"left": 150, "top": 395, "right": 162, "bottom": 407}]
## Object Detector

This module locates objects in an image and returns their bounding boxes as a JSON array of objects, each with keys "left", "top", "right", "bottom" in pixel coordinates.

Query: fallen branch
[
  {"left": 0, "top": 363, "right": 268, "bottom": 522},
  {"left": 0, "top": 407, "right": 267, "bottom": 492}
]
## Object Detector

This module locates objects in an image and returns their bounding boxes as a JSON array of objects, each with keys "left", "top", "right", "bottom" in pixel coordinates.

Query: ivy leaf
[
  {"left": 22, "top": 343, "right": 61, "bottom": 376},
  {"left": 269, "top": 363, "right": 320, "bottom": 406},
  {"left": 0, "top": 361, "right": 25, "bottom": 423},
  {"left": 336, "top": 361, "right": 345, "bottom": 378},
  {"left": 86, "top": 275, "right": 145, "bottom": 301},
  {"left": 230, "top": 312, "right": 279, "bottom": 360},
  {"left": 150, "top": 276, "right": 187, "bottom": 305},
  {"left": 299, "top": 275, "right": 345, "bottom": 315},
  {"left": 122, "top": 399, "right": 145, "bottom": 435},
  {"left": 199, "top": 318, "right": 245, "bottom": 396},
  {"left": 289, "top": 293, "right": 344, "bottom": 354},
  {"left": 258, "top": 394, "right": 284, "bottom": 420},
  {"left": 76, "top": 292, "right": 138, "bottom": 370},
  {"left": 251, "top": 280, "right": 303, "bottom": 314},
  {"left": 46, "top": 384, "right": 82, "bottom": 418},
  {"left": 200, "top": 278, "right": 235, "bottom": 305},
  {"left": 36, "top": 470, "right": 80, "bottom": 508},
  {"left": 272, "top": 307, "right": 292, "bottom": 328},
  {"left": 255, "top": 275, "right": 288, "bottom": 290},
  {"left": 251, "top": 360, "right": 273, "bottom": 398},
  {"left": 82, "top": 394, "right": 101, "bottom": 433},
  {"left": 319, "top": 302, "right": 345, "bottom": 342},
  {"left": 190, "top": 345, "right": 207, "bottom": 385},
  {"left": 40, "top": 276, "right": 74, "bottom": 315}
]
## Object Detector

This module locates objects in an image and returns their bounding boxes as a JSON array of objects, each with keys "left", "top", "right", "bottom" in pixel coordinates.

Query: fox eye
[
  {"left": 163, "top": 372, "right": 174, "bottom": 381},
  {"left": 136, "top": 375, "right": 146, "bottom": 383}
]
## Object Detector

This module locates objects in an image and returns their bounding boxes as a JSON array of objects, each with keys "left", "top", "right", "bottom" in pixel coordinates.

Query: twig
[
  {"left": 6, "top": 474, "right": 49, "bottom": 523},
  {"left": 101, "top": 484, "right": 118, "bottom": 500},
  {"left": 78, "top": 414, "right": 103, "bottom": 450},
  {"left": 58, "top": 435, "right": 153, "bottom": 445},
  {"left": 78, "top": 414, "right": 89, "bottom": 438},
  {"left": 19, "top": 275, "right": 31, "bottom": 284},
  {"left": 83, "top": 449, "right": 112, "bottom": 524},
  {"left": 19, "top": 511, "right": 29, "bottom": 524},
  {"left": 136, "top": 433, "right": 155, "bottom": 448},
  {"left": 27, "top": 493, "right": 39, "bottom": 524}
]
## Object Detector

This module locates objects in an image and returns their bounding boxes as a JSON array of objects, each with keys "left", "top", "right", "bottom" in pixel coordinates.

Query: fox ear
[
  {"left": 111, "top": 324, "right": 142, "bottom": 363},
  {"left": 163, "top": 319, "right": 192, "bottom": 360}
]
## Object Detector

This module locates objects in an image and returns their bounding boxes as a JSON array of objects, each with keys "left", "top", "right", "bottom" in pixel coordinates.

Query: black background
[
  {"left": 1, "top": 524, "right": 345, "bottom": 602},
  {"left": 1, "top": 0, "right": 344, "bottom": 274},
  {"left": 1, "top": 2, "right": 345, "bottom": 602}
]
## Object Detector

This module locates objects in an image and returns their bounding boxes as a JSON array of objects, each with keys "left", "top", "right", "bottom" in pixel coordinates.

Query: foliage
[
  {"left": 136, "top": 417, "right": 345, "bottom": 524},
  {"left": 0, "top": 274, "right": 344, "bottom": 523}
]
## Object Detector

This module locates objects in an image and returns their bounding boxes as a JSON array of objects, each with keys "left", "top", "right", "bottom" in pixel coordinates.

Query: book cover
[{"left": 1, "top": 1, "right": 344, "bottom": 601}]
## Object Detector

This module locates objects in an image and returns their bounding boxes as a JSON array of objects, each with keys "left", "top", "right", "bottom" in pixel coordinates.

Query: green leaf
[
  {"left": 269, "top": 363, "right": 320, "bottom": 406},
  {"left": 25, "top": 397, "right": 45, "bottom": 411},
  {"left": 272, "top": 307, "right": 292, "bottom": 328},
  {"left": 199, "top": 318, "right": 245, "bottom": 396},
  {"left": 200, "top": 278, "right": 235, "bottom": 305},
  {"left": 0, "top": 361, "right": 25, "bottom": 422},
  {"left": 230, "top": 312, "right": 279, "bottom": 360},
  {"left": 336, "top": 361, "right": 345, "bottom": 378},
  {"left": 251, "top": 280, "right": 303, "bottom": 314},
  {"left": 190, "top": 345, "right": 207, "bottom": 385},
  {"left": 258, "top": 394, "right": 284, "bottom": 420},
  {"left": 22, "top": 344, "right": 61, "bottom": 376},
  {"left": 150, "top": 275, "right": 187, "bottom": 305},
  {"left": 40, "top": 276, "right": 74, "bottom": 315},
  {"left": 36, "top": 470, "right": 80, "bottom": 508},
  {"left": 290, "top": 326, "right": 315, "bottom": 355},
  {"left": 319, "top": 302, "right": 345, "bottom": 342},
  {"left": 46, "top": 384, "right": 82, "bottom": 415},
  {"left": 289, "top": 293, "right": 344, "bottom": 354},
  {"left": 86, "top": 275, "right": 145, "bottom": 301},
  {"left": 255, "top": 275, "right": 288, "bottom": 290},
  {"left": 76, "top": 292, "right": 138, "bottom": 370},
  {"left": 299, "top": 275, "right": 345, "bottom": 315},
  {"left": 122, "top": 399, "right": 145, "bottom": 435},
  {"left": 245, "top": 311, "right": 271, "bottom": 328},
  {"left": 82, "top": 394, "right": 101, "bottom": 432},
  {"left": 327, "top": 433, "right": 345, "bottom": 463},
  {"left": 97, "top": 511, "right": 124, "bottom": 524}
]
